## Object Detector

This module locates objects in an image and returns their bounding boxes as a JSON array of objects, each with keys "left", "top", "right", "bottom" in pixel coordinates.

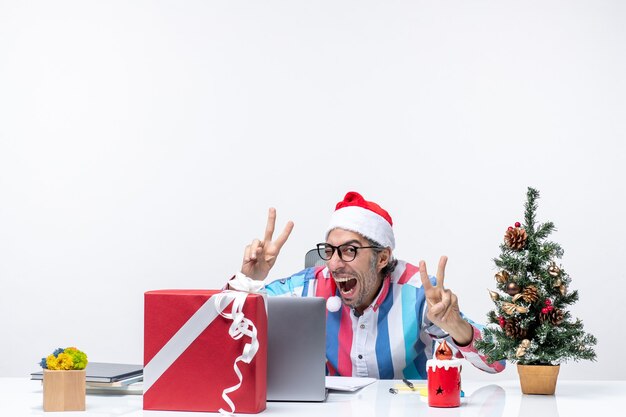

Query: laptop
[{"left": 266, "top": 296, "right": 327, "bottom": 402}]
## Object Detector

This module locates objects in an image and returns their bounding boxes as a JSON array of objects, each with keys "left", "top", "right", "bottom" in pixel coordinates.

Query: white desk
[{"left": 2, "top": 378, "right": 624, "bottom": 417}]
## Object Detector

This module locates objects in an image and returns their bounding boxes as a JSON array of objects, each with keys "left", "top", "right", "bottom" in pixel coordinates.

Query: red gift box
[{"left": 143, "top": 290, "right": 267, "bottom": 413}]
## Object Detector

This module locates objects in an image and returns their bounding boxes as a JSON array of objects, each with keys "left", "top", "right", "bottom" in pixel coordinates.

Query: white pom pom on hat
[
  {"left": 325, "top": 191, "right": 395, "bottom": 249},
  {"left": 326, "top": 296, "right": 342, "bottom": 312}
]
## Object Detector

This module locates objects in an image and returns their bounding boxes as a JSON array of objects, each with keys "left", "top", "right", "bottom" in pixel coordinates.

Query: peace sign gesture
[
  {"left": 419, "top": 256, "right": 473, "bottom": 345},
  {"left": 242, "top": 208, "right": 294, "bottom": 281}
]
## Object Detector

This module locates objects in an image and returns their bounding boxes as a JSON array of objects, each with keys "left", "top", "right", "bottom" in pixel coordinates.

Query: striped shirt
[{"left": 265, "top": 260, "right": 505, "bottom": 379}]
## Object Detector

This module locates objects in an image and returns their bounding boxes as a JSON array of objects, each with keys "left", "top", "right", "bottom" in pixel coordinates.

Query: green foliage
[{"left": 475, "top": 188, "right": 597, "bottom": 365}]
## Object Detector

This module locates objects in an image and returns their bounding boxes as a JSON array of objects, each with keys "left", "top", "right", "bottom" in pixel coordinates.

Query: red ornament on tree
[{"left": 515, "top": 222, "right": 521, "bottom": 227}]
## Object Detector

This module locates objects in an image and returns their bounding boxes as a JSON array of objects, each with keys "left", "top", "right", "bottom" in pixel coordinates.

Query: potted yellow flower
[{"left": 39, "top": 347, "right": 88, "bottom": 411}]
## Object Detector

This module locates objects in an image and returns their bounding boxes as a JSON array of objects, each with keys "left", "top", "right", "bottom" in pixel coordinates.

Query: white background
[{"left": 1, "top": 0, "right": 624, "bottom": 381}]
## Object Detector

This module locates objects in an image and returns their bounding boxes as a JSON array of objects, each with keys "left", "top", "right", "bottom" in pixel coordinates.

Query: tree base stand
[{"left": 517, "top": 364, "right": 560, "bottom": 395}]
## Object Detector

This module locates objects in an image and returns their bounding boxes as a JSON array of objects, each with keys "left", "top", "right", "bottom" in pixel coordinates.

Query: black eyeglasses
[{"left": 316, "top": 243, "right": 382, "bottom": 262}]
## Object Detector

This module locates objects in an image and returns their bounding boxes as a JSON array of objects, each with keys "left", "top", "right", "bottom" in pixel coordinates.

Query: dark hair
[{"left": 367, "top": 238, "right": 398, "bottom": 277}]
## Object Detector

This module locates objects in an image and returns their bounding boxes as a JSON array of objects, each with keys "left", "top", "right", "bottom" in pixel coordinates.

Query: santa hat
[{"left": 325, "top": 191, "right": 395, "bottom": 249}]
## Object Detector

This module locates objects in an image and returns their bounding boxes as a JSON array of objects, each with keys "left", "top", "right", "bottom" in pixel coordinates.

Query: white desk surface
[{"left": 1, "top": 378, "right": 624, "bottom": 417}]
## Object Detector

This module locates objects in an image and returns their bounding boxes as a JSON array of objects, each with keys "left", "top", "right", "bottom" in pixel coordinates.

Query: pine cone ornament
[
  {"left": 540, "top": 308, "right": 564, "bottom": 325},
  {"left": 520, "top": 285, "right": 539, "bottom": 303},
  {"left": 504, "top": 319, "right": 528, "bottom": 339},
  {"left": 504, "top": 226, "right": 527, "bottom": 250}
]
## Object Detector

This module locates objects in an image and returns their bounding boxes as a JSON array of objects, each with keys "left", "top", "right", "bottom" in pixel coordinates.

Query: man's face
[{"left": 326, "top": 228, "right": 385, "bottom": 312}]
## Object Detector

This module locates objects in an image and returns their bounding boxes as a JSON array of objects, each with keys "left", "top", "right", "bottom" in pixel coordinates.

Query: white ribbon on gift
[
  {"left": 214, "top": 291, "right": 260, "bottom": 415},
  {"left": 144, "top": 276, "right": 264, "bottom": 415}
]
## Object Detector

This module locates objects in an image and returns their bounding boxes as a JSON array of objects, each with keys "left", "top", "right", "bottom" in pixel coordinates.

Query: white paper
[{"left": 325, "top": 376, "right": 377, "bottom": 392}]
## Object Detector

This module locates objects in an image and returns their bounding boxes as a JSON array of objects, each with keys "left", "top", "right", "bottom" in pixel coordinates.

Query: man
[{"left": 230, "top": 191, "right": 505, "bottom": 379}]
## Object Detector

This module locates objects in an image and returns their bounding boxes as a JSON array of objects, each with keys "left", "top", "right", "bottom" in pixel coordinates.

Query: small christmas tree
[{"left": 475, "top": 187, "right": 597, "bottom": 365}]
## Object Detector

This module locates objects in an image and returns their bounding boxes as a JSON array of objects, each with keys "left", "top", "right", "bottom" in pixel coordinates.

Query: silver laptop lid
[{"left": 266, "top": 296, "right": 327, "bottom": 402}]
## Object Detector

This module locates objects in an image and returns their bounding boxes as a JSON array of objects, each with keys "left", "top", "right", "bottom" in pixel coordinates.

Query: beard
[{"left": 332, "top": 257, "right": 381, "bottom": 311}]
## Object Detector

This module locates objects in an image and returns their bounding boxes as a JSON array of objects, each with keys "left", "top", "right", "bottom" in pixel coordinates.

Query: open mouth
[{"left": 334, "top": 276, "right": 358, "bottom": 298}]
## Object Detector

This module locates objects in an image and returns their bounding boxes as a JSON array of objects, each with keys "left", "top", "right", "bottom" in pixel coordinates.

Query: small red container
[{"left": 426, "top": 359, "right": 462, "bottom": 408}]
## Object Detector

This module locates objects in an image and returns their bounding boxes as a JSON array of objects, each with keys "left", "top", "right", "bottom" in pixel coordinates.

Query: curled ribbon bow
[{"left": 214, "top": 291, "right": 261, "bottom": 415}]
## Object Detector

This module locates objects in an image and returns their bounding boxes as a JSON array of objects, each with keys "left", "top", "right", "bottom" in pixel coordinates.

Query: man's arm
[
  {"left": 451, "top": 321, "right": 507, "bottom": 373},
  {"left": 227, "top": 267, "right": 320, "bottom": 298},
  {"left": 423, "top": 313, "right": 506, "bottom": 373},
  {"left": 419, "top": 256, "right": 505, "bottom": 373}
]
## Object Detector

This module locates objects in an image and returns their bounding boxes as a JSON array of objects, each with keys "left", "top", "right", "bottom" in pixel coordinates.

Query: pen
[{"left": 402, "top": 378, "right": 415, "bottom": 390}]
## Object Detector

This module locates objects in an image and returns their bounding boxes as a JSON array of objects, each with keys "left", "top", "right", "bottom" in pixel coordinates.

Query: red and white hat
[{"left": 326, "top": 191, "right": 395, "bottom": 249}]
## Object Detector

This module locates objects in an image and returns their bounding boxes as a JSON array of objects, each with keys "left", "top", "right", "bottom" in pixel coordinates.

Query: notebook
[
  {"left": 31, "top": 362, "right": 143, "bottom": 383},
  {"left": 266, "top": 296, "right": 327, "bottom": 401}
]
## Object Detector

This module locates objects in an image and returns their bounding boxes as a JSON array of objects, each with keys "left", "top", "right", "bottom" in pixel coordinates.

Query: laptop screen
[{"left": 266, "top": 296, "right": 327, "bottom": 401}]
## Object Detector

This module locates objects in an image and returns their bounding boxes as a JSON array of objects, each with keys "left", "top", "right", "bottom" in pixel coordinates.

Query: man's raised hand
[
  {"left": 242, "top": 208, "right": 294, "bottom": 281},
  {"left": 419, "top": 256, "right": 472, "bottom": 345}
]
